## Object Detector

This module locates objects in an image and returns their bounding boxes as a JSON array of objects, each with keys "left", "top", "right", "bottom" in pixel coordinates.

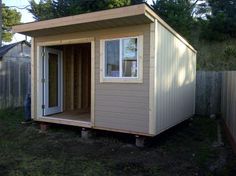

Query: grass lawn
[{"left": 0, "top": 108, "right": 235, "bottom": 176}]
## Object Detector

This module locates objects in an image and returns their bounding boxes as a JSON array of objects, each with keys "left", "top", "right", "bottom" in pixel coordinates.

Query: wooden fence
[
  {"left": 196, "top": 71, "right": 236, "bottom": 151},
  {"left": 221, "top": 71, "right": 236, "bottom": 151},
  {"left": 195, "top": 71, "right": 222, "bottom": 116},
  {"left": 0, "top": 59, "right": 31, "bottom": 109}
]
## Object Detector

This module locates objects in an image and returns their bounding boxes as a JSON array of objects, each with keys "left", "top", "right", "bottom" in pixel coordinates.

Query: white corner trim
[{"left": 149, "top": 20, "right": 157, "bottom": 135}]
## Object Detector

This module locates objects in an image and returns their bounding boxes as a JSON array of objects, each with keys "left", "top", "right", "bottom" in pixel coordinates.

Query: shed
[
  {"left": 13, "top": 3, "right": 196, "bottom": 136},
  {"left": 0, "top": 41, "right": 31, "bottom": 109}
]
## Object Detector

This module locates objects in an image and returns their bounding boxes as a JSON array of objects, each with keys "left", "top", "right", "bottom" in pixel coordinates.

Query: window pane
[
  {"left": 122, "top": 38, "right": 137, "bottom": 77},
  {"left": 48, "top": 53, "right": 58, "bottom": 107},
  {"left": 105, "top": 40, "right": 120, "bottom": 77}
]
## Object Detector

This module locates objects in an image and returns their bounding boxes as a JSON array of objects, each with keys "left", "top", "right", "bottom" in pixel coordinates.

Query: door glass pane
[
  {"left": 122, "top": 38, "right": 137, "bottom": 77},
  {"left": 105, "top": 40, "right": 120, "bottom": 77},
  {"left": 48, "top": 53, "right": 58, "bottom": 107}
]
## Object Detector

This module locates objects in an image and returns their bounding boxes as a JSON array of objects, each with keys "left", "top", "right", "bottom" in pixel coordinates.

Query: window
[
  {"left": 101, "top": 36, "right": 143, "bottom": 83},
  {"left": 121, "top": 38, "right": 137, "bottom": 77},
  {"left": 105, "top": 40, "right": 120, "bottom": 77}
]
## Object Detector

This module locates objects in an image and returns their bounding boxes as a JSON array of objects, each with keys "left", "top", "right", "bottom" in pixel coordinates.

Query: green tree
[
  {"left": 28, "top": 0, "right": 145, "bottom": 21},
  {"left": 28, "top": 0, "right": 54, "bottom": 21},
  {"left": 2, "top": 4, "right": 21, "bottom": 42},
  {"left": 152, "top": 0, "right": 196, "bottom": 40},
  {"left": 201, "top": 0, "right": 236, "bottom": 41}
]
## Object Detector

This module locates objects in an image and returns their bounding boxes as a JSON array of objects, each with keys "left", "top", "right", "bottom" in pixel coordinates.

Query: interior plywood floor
[{"left": 47, "top": 111, "right": 91, "bottom": 122}]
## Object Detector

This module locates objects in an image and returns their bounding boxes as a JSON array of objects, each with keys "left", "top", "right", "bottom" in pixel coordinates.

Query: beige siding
[
  {"left": 16, "top": 4, "right": 198, "bottom": 136},
  {"left": 154, "top": 20, "right": 196, "bottom": 135},
  {"left": 94, "top": 26, "right": 150, "bottom": 134},
  {"left": 221, "top": 72, "right": 236, "bottom": 144},
  {"left": 32, "top": 19, "right": 196, "bottom": 136},
  {"left": 33, "top": 24, "right": 150, "bottom": 134}
]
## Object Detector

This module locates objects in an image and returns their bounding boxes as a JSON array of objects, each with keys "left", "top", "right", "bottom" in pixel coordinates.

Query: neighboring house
[
  {"left": 0, "top": 41, "right": 31, "bottom": 109},
  {"left": 13, "top": 3, "right": 196, "bottom": 137}
]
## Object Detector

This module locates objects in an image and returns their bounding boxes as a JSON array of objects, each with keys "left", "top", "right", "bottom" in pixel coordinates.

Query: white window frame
[{"left": 100, "top": 35, "right": 143, "bottom": 83}]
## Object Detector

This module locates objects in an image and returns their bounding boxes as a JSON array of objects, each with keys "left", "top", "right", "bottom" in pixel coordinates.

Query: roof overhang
[
  {"left": 13, "top": 3, "right": 197, "bottom": 53},
  {"left": 13, "top": 4, "right": 155, "bottom": 37}
]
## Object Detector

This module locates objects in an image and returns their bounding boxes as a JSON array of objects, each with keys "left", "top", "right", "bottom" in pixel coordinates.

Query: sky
[
  {"left": 3, "top": 0, "right": 38, "bottom": 43},
  {"left": 3, "top": 0, "right": 153, "bottom": 44}
]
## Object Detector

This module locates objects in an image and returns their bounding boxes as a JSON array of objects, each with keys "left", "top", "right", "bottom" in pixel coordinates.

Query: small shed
[
  {"left": 0, "top": 41, "right": 31, "bottom": 109},
  {"left": 13, "top": 3, "right": 196, "bottom": 136}
]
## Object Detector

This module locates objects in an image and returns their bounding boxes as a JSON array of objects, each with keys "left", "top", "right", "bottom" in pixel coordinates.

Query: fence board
[
  {"left": 195, "top": 71, "right": 222, "bottom": 116},
  {"left": 0, "top": 59, "right": 30, "bottom": 109}
]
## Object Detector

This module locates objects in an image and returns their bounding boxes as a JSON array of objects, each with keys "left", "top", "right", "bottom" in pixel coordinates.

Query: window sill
[{"left": 100, "top": 77, "right": 143, "bottom": 83}]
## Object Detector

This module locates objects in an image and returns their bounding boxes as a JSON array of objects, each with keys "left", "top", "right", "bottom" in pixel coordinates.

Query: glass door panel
[{"left": 43, "top": 47, "right": 63, "bottom": 116}]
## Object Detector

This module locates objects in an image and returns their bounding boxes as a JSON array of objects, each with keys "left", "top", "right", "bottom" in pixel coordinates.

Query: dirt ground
[{"left": 0, "top": 109, "right": 235, "bottom": 176}]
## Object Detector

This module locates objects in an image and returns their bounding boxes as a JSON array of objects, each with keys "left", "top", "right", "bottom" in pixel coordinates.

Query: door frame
[
  {"left": 36, "top": 38, "right": 95, "bottom": 125},
  {"left": 43, "top": 47, "right": 63, "bottom": 116}
]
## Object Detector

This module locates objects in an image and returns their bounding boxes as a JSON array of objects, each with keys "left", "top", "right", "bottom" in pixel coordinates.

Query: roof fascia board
[{"left": 13, "top": 4, "right": 146, "bottom": 34}]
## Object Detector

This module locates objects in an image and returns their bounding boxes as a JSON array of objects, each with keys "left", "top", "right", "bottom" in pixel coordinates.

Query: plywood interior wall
[{"left": 63, "top": 43, "right": 91, "bottom": 113}]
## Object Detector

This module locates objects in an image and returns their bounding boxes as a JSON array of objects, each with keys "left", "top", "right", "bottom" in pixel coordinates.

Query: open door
[{"left": 43, "top": 47, "right": 63, "bottom": 116}]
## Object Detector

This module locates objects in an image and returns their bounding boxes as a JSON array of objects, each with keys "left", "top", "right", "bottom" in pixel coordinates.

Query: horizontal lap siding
[
  {"left": 155, "top": 21, "right": 196, "bottom": 134},
  {"left": 95, "top": 26, "right": 150, "bottom": 134},
  {"left": 33, "top": 24, "right": 150, "bottom": 134}
]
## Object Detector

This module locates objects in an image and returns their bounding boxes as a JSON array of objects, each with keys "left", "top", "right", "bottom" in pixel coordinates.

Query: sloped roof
[
  {"left": 13, "top": 3, "right": 196, "bottom": 53},
  {"left": 0, "top": 41, "right": 30, "bottom": 59},
  {"left": 13, "top": 3, "right": 152, "bottom": 37}
]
